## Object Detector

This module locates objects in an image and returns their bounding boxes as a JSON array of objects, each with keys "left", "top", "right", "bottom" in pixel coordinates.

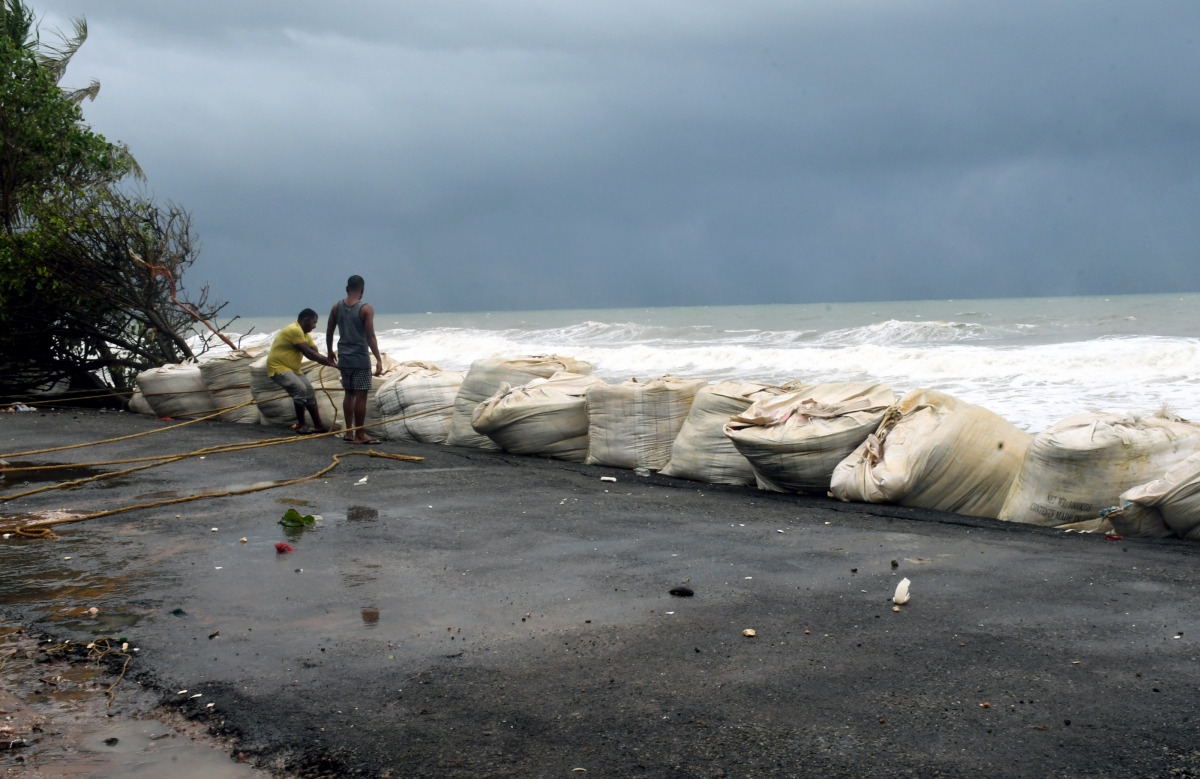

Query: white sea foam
[{"left": 219, "top": 296, "right": 1200, "bottom": 433}]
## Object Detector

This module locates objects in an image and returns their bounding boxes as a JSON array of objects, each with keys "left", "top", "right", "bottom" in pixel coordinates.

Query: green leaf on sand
[{"left": 279, "top": 508, "right": 316, "bottom": 527}]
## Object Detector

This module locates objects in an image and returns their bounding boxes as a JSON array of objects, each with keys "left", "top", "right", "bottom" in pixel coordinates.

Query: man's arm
[
  {"left": 297, "top": 342, "right": 335, "bottom": 368},
  {"left": 362, "top": 304, "right": 383, "bottom": 376},
  {"left": 326, "top": 303, "right": 339, "bottom": 361}
]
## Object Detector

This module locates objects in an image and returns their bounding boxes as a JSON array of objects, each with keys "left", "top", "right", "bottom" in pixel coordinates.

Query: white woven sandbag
[
  {"left": 135, "top": 363, "right": 217, "bottom": 419},
  {"left": 660, "top": 382, "right": 792, "bottom": 486},
  {"left": 724, "top": 383, "right": 896, "bottom": 493},
  {"left": 1108, "top": 451, "right": 1200, "bottom": 540},
  {"left": 471, "top": 372, "right": 605, "bottom": 461},
  {"left": 376, "top": 365, "right": 464, "bottom": 443},
  {"left": 447, "top": 356, "right": 593, "bottom": 449},
  {"left": 199, "top": 346, "right": 267, "bottom": 423},
  {"left": 830, "top": 388, "right": 1031, "bottom": 519},
  {"left": 250, "top": 355, "right": 316, "bottom": 427},
  {"left": 127, "top": 388, "right": 155, "bottom": 415},
  {"left": 998, "top": 410, "right": 1200, "bottom": 527},
  {"left": 585, "top": 376, "right": 708, "bottom": 470},
  {"left": 363, "top": 358, "right": 430, "bottom": 439}
]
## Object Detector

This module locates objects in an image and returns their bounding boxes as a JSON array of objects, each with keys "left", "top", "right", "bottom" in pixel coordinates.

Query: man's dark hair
[
  {"left": 298, "top": 308, "right": 318, "bottom": 322},
  {"left": 346, "top": 275, "right": 365, "bottom": 292}
]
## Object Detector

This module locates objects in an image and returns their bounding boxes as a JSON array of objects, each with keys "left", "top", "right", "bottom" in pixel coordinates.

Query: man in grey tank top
[{"left": 326, "top": 275, "right": 384, "bottom": 444}]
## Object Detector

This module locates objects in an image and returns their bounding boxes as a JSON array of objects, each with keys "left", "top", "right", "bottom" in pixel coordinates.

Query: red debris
[
  {"left": 275, "top": 542, "right": 296, "bottom": 554},
  {"left": 1105, "top": 534, "right": 1124, "bottom": 541}
]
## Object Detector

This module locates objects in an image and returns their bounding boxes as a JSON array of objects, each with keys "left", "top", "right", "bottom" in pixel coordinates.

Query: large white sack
[
  {"left": 1108, "top": 451, "right": 1200, "bottom": 540},
  {"left": 363, "top": 359, "right": 433, "bottom": 439},
  {"left": 830, "top": 388, "right": 1031, "bottom": 519},
  {"left": 585, "top": 376, "right": 708, "bottom": 470},
  {"left": 660, "top": 382, "right": 793, "bottom": 486},
  {"left": 447, "top": 356, "right": 593, "bottom": 449},
  {"left": 998, "top": 410, "right": 1200, "bottom": 527},
  {"left": 135, "top": 363, "right": 217, "bottom": 419},
  {"left": 376, "top": 364, "right": 463, "bottom": 443},
  {"left": 199, "top": 346, "right": 267, "bottom": 424},
  {"left": 724, "top": 383, "right": 897, "bottom": 493},
  {"left": 471, "top": 372, "right": 605, "bottom": 461},
  {"left": 127, "top": 388, "right": 154, "bottom": 416},
  {"left": 380, "top": 373, "right": 462, "bottom": 442},
  {"left": 250, "top": 355, "right": 323, "bottom": 428}
]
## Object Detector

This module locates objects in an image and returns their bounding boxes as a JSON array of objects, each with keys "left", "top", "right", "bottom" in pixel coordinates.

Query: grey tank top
[{"left": 336, "top": 299, "right": 370, "bottom": 369}]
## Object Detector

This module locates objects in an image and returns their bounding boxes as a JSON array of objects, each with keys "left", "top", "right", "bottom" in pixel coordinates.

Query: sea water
[{"left": 228, "top": 293, "right": 1200, "bottom": 433}]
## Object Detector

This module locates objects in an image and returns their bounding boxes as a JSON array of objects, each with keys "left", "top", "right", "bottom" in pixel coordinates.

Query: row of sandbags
[{"left": 131, "top": 351, "right": 1200, "bottom": 539}]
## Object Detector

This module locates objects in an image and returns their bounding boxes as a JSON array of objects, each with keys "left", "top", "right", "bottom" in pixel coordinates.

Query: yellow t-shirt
[{"left": 267, "top": 321, "right": 316, "bottom": 376}]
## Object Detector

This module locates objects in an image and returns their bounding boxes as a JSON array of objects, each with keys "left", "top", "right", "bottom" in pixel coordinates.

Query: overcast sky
[{"left": 33, "top": 1, "right": 1200, "bottom": 315}]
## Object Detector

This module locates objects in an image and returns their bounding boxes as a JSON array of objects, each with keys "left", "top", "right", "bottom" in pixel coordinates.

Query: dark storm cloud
[{"left": 34, "top": 0, "right": 1200, "bottom": 314}]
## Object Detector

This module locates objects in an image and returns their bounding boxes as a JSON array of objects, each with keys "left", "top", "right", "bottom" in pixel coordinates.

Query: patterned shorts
[{"left": 340, "top": 367, "right": 372, "bottom": 392}]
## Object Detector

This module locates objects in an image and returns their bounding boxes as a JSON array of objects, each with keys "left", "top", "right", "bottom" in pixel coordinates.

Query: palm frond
[
  {"left": 0, "top": 0, "right": 38, "bottom": 50},
  {"left": 37, "top": 16, "right": 87, "bottom": 82},
  {"left": 63, "top": 77, "right": 99, "bottom": 104}
]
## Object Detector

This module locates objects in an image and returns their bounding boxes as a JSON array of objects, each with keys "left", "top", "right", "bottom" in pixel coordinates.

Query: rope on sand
[
  {"left": 4, "top": 449, "right": 423, "bottom": 539},
  {"left": 0, "top": 405, "right": 454, "bottom": 537}
]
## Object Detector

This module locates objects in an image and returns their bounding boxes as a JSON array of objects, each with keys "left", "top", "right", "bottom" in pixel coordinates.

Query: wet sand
[{"left": 4, "top": 409, "right": 1200, "bottom": 778}]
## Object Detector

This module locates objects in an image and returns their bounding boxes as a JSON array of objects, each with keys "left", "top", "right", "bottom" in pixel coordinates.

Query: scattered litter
[
  {"left": 891, "top": 559, "right": 899, "bottom": 568},
  {"left": 669, "top": 587, "right": 694, "bottom": 597},
  {"left": 190, "top": 693, "right": 202, "bottom": 699},
  {"left": 103, "top": 737, "right": 119, "bottom": 746},
  {"left": 743, "top": 629, "right": 756, "bottom": 637},
  {"left": 121, "top": 642, "right": 128, "bottom": 652},
  {"left": 279, "top": 509, "right": 315, "bottom": 527},
  {"left": 1105, "top": 534, "right": 1125, "bottom": 541},
  {"left": 63, "top": 556, "right": 71, "bottom": 561},
  {"left": 892, "top": 605, "right": 901, "bottom": 612},
  {"left": 2, "top": 534, "right": 11, "bottom": 539},
  {"left": 980, "top": 702, "right": 991, "bottom": 709},
  {"left": 208, "top": 630, "right": 220, "bottom": 639},
  {"left": 777, "top": 529, "right": 784, "bottom": 534},
  {"left": 275, "top": 542, "right": 296, "bottom": 554},
  {"left": 804, "top": 630, "right": 810, "bottom": 635},
  {"left": 633, "top": 467, "right": 652, "bottom": 477},
  {"left": 665, "top": 611, "right": 674, "bottom": 615},
  {"left": 239, "top": 537, "right": 247, "bottom": 543},
  {"left": 2, "top": 403, "right": 35, "bottom": 412},
  {"left": 744, "top": 576, "right": 752, "bottom": 580},
  {"left": 600, "top": 476, "right": 617, "bottom": 483},
  {"left": 893, "top": 578, "right": 911, "bottom": 605},
  {"left": 87, "top": 607, "right": 99, "bottom": 617},
  {"left": 573, "top": 770, "right": 587, "bottom": 774},
  {"left": 355, "top": 476, "right": 368, "bottom": 485},
  {"left": 214, "top": 567, "right": 222, "bottom": 570},
  {"left": 1071, "top": 660, "right": 1080, "bottom": 665},
  {"left": 177, "top": 690, "right": 187, "bottom": 695},
  {"left": 206, "top": 702, "right": 215, "bottom": 708},
  {"left": 211, "top": 527, "right": 218, "bottom": 532}
]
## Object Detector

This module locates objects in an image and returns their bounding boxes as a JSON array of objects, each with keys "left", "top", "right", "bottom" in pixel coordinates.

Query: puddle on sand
[
  {"left": 0, "top": 461, "right": 107, "bottom": 486},
  {"left": 361, "top": 606, "right": 380, "bottom": 627},
  {"left": 346, "top": 505, "right": 379, "bottom": 521},
  {"left": 0, "top": 627, "right": 267, "bottom": 778},
  {"left": 277, "top": 498, "right": 312, "bottom": 507}
]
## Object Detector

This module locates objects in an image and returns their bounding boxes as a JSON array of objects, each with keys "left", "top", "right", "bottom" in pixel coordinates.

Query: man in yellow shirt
[{"left": 267, "top": 308, "right": 338, "bottom": 434}]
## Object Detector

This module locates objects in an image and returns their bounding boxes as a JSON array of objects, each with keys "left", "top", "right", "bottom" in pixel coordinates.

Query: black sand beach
[{"left": 4, "top": 410, "right": 1200, "bottom": 778}]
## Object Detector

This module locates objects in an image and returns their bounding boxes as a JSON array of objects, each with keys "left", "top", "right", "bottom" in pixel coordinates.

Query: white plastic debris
[
  {"left": 600, "top": 476, "right": 617, "bottom": 483},
  {"left": 356, "top": 476, "right": 368, "bottom": 485},
  {"left": 87, "top": 607, "right": 99, "bottom": 617},
  {"left": 893, "top": 578, "right": 911, "bottom": 605},
  {"left": 177, "top": 690, "right": 187, "bottom": 695},
  {"left": 743, "top": 629, "right": 756, "bottom": 637},
  {"left": 190, "top": 693, "right": 202, "bottom": 699},
  {"left": 211, "top": 527, "right": 218, "bottom": 532},
  {"left": 2, "top": 534, "right": 11, "bottom": 540}
]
